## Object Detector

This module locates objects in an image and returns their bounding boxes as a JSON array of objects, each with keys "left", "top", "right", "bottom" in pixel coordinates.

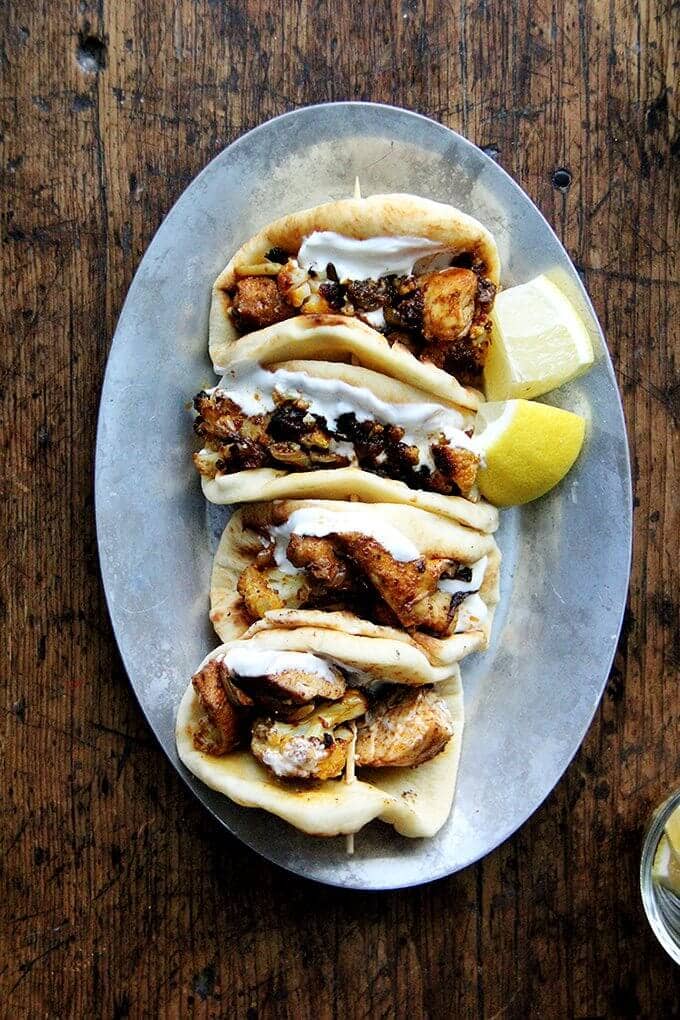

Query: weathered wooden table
[{"left": 3, "top": 1, "right": 678, "bottom": 1015}]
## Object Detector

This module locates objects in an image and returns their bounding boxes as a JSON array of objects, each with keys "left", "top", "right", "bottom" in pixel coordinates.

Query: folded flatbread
[
  {"left": 193, "top": 358, "right": 499, "bottom": 533},
  {"left": 209, "top": 194, "right": 500, "bottom": 399},
  {"left": 210, "top": 314, "right": 481, "bottom": 411},
  {"left": 210, "top": 500, "right": 501, "bottom": 667},
  {"left": 176, "top": 625, "right": 465, "bottom": 838}
]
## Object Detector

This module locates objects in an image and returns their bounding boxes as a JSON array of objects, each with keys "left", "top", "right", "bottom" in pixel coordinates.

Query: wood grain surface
[{"left": 2, "top": 0, "right": 678, "bottom": 1016}]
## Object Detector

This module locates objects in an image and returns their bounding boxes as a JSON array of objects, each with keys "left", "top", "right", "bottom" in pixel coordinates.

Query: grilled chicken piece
[
  {"left": 356, "top": 686, "right": 454, "bottom": 768},
  {"left": 221, "top": 670, "right": 255, "bottom": 709},
  {"left": 231, "top": 276, "right": 295, "bottom": 332},
  {"left": 235, "top": 663, "right": 346, "bottom": 707},
  {"left": 336, "top": 536, "right": 455, "bottom": 628},
  {"left": 421, "top": 267, "right": 478, "bottom": 342},
  {"left": 192, "top": 659, "right": 244, "bottom": 756},
  {"left": 367, "top": 597, "right": 404, "bottom": 629},
  {"left": 237, "top": 564, "right": 285, "bottom": 620},
  {"left": 251, "top": 690, "right": 368, "bottom": 780},
  {"left": 401, "top": 590, "right": 462, "bottom": 636},
  {"left": 286, "top": 534, "right": 358, "bottom": 594}
]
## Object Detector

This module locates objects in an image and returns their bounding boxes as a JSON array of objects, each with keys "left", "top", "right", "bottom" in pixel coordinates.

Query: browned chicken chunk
[
  {"left": 286, "top": 534, "right": 357, "bottom": 594},
  {"left": 420, "top": 267, "right": 478, "bottom": 342},
  {"left": 231, "top": 276, "right": 295, "bottom": 332},
  {"left": 192, "top": 659, "right": 244, "bottom": 755},
  {"left": 277, "top": 259, "right": 312, "bottom": 308},
  {"left": 336, "top": 535, "right": 459, "bottom": 632},
  {"left": 235, "top": 663, "right": 346, "bottom": 707},
  {"left": 400, "top": 590, "right": 461, "bottom": 636},
  {"left": 356, "top": 686, "right": 454, "bottom": 768}
]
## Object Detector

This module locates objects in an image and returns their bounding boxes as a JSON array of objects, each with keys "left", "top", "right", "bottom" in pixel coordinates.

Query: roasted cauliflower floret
[
  {"left": 251, "top": 690, "right": 368, "bottom": 780},
  {"left": 432, "top": 444, "right": 479, "bottom": 498},
  {"left": 192, "top": 447, "right": 220, "bottom": 479},
  {"left": 193, "top": 391, "right": 246, "bottom": 439},
  {"left": 277, "top": 259, "right": 312, "bottom": 308},
  {"left": 301, "top": 291, "right": 337, "bottom": 315},
  {"left": 356, "top": 686, "right": 454, "bottom": 768},
  {"left": 237, "top": 564, "right": 285, "bottom": 620}
]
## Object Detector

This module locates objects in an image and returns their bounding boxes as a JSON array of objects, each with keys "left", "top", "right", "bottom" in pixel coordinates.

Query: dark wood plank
[{"left": 1, "top": 0, "right": 678, "bottom": 1016}]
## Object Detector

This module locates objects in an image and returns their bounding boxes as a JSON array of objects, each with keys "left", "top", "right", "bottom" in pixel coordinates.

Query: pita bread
[
  {"left": 198, "top": 358, "right": 498, "bottom": 532},
  {"left": 175, "top": 635, "right": 464, "bottom": 838},
  {"left": 202, "top": 468, "right": 499, "bottom": 532},
  {"left": 267, "top": 357, "right": 475, "bottom": 411},
  {"left": 212, "top": 314, "right": 482, "bottom": 412},
  {"left": 210, "top": 501, "right": 501, "bottom": 666},
  {"left": 209, "top": 193, "right": 500, "bottom": 401}
]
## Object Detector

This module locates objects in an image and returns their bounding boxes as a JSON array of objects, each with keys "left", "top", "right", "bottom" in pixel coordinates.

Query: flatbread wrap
[
  {"left": 209, "top": 500, "right": 501, "bottom": 667},
  {"left": 175, "top": 625, "right": 465, "bottom": 838},
  {"left": 209, "top": 194, "right": 500, "bottom": 398},
  {"left": 193, "top": 358, "right": 500, "bottom": 533},
  {"left": 209, "top": 314, "right": 482, "bottom": 411}
]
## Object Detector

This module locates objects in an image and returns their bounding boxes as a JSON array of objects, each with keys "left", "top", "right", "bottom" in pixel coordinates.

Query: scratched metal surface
[{"left": 95, "top": 103, "right": 632, "bottom": 890}]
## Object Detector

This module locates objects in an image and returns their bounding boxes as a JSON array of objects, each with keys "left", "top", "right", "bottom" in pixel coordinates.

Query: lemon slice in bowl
[
  {"left": 485, "top": 274, "right": 595, "bottom": 401},
  {"left": 473, "top": 399, "right": 586, "bottom": 506},
  {"left": 653, "top": 835, "right": 680, "bottom": 895},
  {"left": 664, "top": 804, "right": 680, "bottom": 864}
]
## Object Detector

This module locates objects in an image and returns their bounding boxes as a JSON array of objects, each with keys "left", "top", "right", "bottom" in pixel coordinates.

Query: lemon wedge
[
  {"left": 664, "top": 804, "right": 680, "bottom": 864},
  {"left": 485, "top": 274, "right": 595, "bottom": 401},
  {"left": 653, "top": 835, "right": 680, "bottom": 895},
  {"left": 474, "top": 399, "right": 586, "bottom": 506}
]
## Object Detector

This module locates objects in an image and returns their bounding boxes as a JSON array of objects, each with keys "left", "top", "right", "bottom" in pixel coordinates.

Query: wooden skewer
[{"left": 345, "top": 721, "right": 357, "bottom": 855}]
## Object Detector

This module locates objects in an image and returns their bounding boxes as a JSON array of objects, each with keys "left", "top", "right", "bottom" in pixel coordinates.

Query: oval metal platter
[{"left": 95, "top": 102, "right": 632, "bottom": 890}]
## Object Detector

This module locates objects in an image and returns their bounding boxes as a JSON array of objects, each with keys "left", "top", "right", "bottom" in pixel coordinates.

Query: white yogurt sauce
[
  {"left": 269, "top": 507, "right": 421, "bottom": 575},
  {"left": 438, "top": 555, "right": 488, "bottom": 596},
  {"left": 298, "top": 231, "right": 448, "bottom": 281},
  {"left": 453, "top": 593, "right": 488, "bottom": 633},
  {"left": 440, "top": 556, "right": 489, "bottom": 632},
  {"left": 221, "top": 645, "right": 384, "bottom": 695},
  {"left": 215, "top": 363, "right": 474, "bottom": 470},
  {"left": 220, "top": 646, "right": 338, "bottom": 683},
  {"left": 329, "top": 439, "right": 355, "bottom": 459},
  {"left": 359, "top": 308, "right": 386, "bottom": 329},
  {"left": 259, "top": 742, "right": 328, "bottom": 778}
]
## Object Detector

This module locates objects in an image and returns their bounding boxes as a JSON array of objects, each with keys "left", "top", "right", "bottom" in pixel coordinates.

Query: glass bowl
[{"left": 640, "top": 786, "right": 680, "bottom": 965}]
